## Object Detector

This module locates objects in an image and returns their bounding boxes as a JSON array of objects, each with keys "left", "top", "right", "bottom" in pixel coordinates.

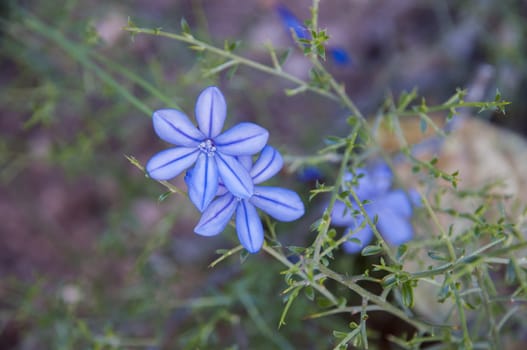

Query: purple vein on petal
[
  {"left": 240, "top": 201, "right": 254, "bottom": 250},
  {"left": 253, "top": 152, "right": 276, "bottom": 179},
  {"left": 148, "top": 148, "right": 199, "bottom": 174},
  {"left": 216, "top": 153, "right": 253, "bottom": 197},
  {"left": 158, "top": 115, "right": 203, "bottom": 144},
  {"left": 252, "top": 192, "right": 297, "bottom": 211},
  {"left": 199, "top": 194, "right": 236, "bottom": 228}
]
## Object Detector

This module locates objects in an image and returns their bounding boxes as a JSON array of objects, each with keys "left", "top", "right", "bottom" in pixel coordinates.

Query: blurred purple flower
[
  {"left": 331, "top": 162, "right": 414, "bottom": 254},
  {"left": 193, "top": 146, "right": 305, "bottom": 253},
  {"left": 275, "top": 4, "right": 352, "bottom": 66},
  {"left": 146, "top": 86, "right": 269, "bottom": 211}
]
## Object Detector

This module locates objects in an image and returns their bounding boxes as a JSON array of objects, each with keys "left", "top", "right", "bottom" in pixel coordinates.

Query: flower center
[{"left": 198, "top": 139, "right": 216, "bottom": 156}]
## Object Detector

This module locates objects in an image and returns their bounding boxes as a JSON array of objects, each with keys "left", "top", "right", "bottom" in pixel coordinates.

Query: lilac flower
[
  {"left": 146, "top": 86, "right": 269, "bottom": 211},
  {"left": 192, "top": 146, "right": 305, "bottom": 253},
  {"left": 331, "top": 162, "right": 414, "bottom": 254}
]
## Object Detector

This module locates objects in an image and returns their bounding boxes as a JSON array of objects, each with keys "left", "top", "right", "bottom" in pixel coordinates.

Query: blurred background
[{"left": 1, "top": 0, "right": 527, "bottom": 348}]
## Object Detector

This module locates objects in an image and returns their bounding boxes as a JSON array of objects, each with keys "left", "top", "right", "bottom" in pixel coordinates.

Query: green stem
[
  {"left": 123, "top": 26, "right": 338, "bottom": 101},
  {"left": 317, "top": 264, "right": 433, "bottom": 332},
  {"left": 24, "top": 15, "right": 152, "bottom": 116}
]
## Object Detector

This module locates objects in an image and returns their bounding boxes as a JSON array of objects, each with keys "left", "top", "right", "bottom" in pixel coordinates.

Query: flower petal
[
  {"left": 215, "top": 123, "right": 269, "bottom": 156},
  {"left": 330, "top": 200, "right": 356, "bottom": 226},
  {"left": 342, "top": 224, "right": 374, "bottom": 254},
  {"left": 250, "top": 186, "right": 304, "bottom": 222},
  {"left": 236, "top": 200, "right": 264, "bottom": 253},
  {"left": 188, "top": 154, "right": 219, "bottom": 212},
  {"left": 152, "top": 109, "right": 204, "bottom": 147},
  {"left": 370, "top": 161, "right": 393, "bottom": 193},
  {"left": 146, "top": 147, "right": 199, "bottom": 180},
  {"left": 344, "top": 169, "right": 376, "bottom": 200},
  {"left": 375, "top": 207, "right": 413, "bottom": 246},
  {"left": 382, "top": 189, "right": 412, "bottom": 217},
  {"left": 250, "top": 146, "right": 283, "bottom": 184},
  {"left": 194, "top": 193, "right": 237, "bottom": 236},
  {"left": 195, "top": 86, "right": 227, "bottom": 138},
  {"left": 238, "top": 156, "right": 253, "bottom": 171},
  {"left": 276, "top": 4, "right": 310, "bottom": 41},
  {"left": 216, "top": 153, "right": 254, "bottom": 199}
]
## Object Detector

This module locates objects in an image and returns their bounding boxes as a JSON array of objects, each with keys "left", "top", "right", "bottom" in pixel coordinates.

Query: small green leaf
[
  {"left": 428, "top": 250, "right": 447, "bottom": 261},
  {"left": 362, "top": 245, "right": 383, "bottom": 256},
  {"left": 505, "top": 259, "right": 516, "bottom": 284},
  {"left": 401, "top": 281, "right": 414, "bottom": 308},
  {"left": 304, "top": 286, "right": 315, "bottom": 301},
  {"left": 419, "top": 117, "right": 428, "bottom": 133},
  {"left": 158, "top": 191, "right": 172, "bottom": 202},
  {"left": 180, "top": 18, "right": 191, "bottom": 33}
]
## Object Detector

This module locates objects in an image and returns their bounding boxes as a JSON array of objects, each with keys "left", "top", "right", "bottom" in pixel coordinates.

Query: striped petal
[
  {"left": 250, "top": 146, "right": 283, "bottom": 184},
  {"left": 152, "top": 109, "right": 204, "bottom": 147},
  {"left": 250, "top": 186, "right": 304, "bottom": 222},
  {"left": 146, "top": 147, "right": 199, "bottom": 180},
  {"left": 194, "top": 193, "right": 237, "bottom": 236},
  {"left": 216, "top": 153, "right": 254, "bottom": 199},
  {"left": 236, "top": 200, "right": 264, "bottom": 253},
  {"left": 238, "top": 156, "right": 253, "bottom": 171},
  {"left": 188, "top": 154, "right": 219, "bottom": 212},
  {"left": 195, "top": 86, "right": 226, "bottom": 138},
  {"left": 215, "top": 123, "right": 269, "bottom": 156}
]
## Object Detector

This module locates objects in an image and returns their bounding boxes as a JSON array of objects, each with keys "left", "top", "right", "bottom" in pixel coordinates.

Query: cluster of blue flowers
[
  {"left": 331, "top": 162, "right": 415, "bottom": 254},
  {"left": 146, "top": 86, "right": 304, "bottom": 253}
]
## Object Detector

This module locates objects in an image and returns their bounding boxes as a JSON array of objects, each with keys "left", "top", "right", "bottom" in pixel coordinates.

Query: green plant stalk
[
  {"left": 476, "top": 268, "right": 499, "bottom": 350},
  {"left": 263, "top": 245, "right": 339, "bottom": 306},
  {"left": 24, "top": 15, "right": 152, "bottom": 116},
  {"left": 123, "top": 26, "right": 338, "bottom": 101},
  {"left": 348, "top": 188, "right": 398, "bottom": 263},
  {"left": 312, "top": 123, "right": 361, "bottom": 264},
  {"left": 91, "top": 52, "right": 181, "bottom": 110},
  {"left": 316, "top": 264, "right": 433, "bottom": 332}
]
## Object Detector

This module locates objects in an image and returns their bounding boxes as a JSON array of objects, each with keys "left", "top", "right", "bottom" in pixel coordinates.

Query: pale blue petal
[
  {"left": 215, "top": 123, "right": 269, "bottom": 156},
  {"left": 370, "top": 162, "right": 393, "bottom": 193},
  {"left": 408, "top": 189, "right": 423, "bottom": 207},
  {"left": 375, "top": 207, "right": 413, "bottom": 246},
  {"left": 188, "top": 154, "right": 219, "bottom": 212},
  {"left": 236, "top": 200, "right": 264, "bottom": 253},
  {"left": 342, "top": 224, "right": 374, "bottom": 254},
  {"left": 381, "top": 189, "right": 412, "bottom": 217},
  {"left": 250, "top": 146, "right": 283, "bottom": 184},
  {"left": 216, "top": 153, "right": 254, "bottom": 199},
  {"left": 345, "top": 169, "right": 376, "bottom": 200},
  {"left": 195, "top": 86, "right": 226, "bottom": 138},
  {"left": 238, "top": 156, "right": 253, "bottom": 171},
  {"left": 250, "top": 186, "right": 304, "bottom": 222},
  {"left": 216, "top": 182, "right": 228, "bottom": 196},
  {"left": 330, "top": 200, "right": 356, "bottom": 226},
  {"left": 152, "top": 109, "right": 204, "bottom": 147},
  {"left": 146, "top": 147, "right": 199, "bottom": 180},
  {"left": 194, "top": 193, "right": 237, "bottom": 236}
]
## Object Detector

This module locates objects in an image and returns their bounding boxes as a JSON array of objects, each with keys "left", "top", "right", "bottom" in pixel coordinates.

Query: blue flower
[
  {"left": 193, "top": 146, "right": 305, "bottom": 253},
  {"left": 276, "top": 4, "right": 310, "bottom": 41},
  {"left": 146, "top": 86, "right": 269, "bottom": 211},
  {"left": 275, "top": 4, "right": 352, "bottom": 66},
  {"left": 331, "top": 162, "right": 414, "bottom": 254}
]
